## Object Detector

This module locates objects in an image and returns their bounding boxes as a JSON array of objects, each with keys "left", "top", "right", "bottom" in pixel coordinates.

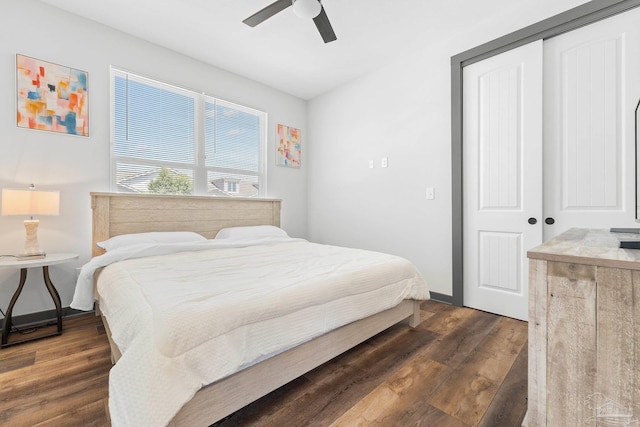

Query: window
[{"left": 111, "top": 68, "right": 266, "bottom": 197}]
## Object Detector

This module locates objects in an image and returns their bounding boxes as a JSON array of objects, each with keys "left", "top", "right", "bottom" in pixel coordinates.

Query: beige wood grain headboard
[{"left": 90, "top": 192, "right": 281, "bottom": 257}]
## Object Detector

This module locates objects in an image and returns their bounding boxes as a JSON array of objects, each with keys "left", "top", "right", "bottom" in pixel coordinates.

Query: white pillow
[
  {"left": 215, "top": 225, "right": 288, "bottom": 240},
  {"left": 97, "top": 231, "right": 206, "bottom": 251}
]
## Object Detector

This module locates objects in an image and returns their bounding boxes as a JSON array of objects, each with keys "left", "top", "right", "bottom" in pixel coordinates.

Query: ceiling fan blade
[
  {"left": 313, "top": 6, "right": 337, "bottom": 43},
  {"left": 243, "top": 0, "right": 292, "bottom": 27}
]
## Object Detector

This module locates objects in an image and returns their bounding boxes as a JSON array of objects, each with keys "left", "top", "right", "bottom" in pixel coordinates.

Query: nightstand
[{"left": 0, "top": 253, "right": 78, "bottom": 348}]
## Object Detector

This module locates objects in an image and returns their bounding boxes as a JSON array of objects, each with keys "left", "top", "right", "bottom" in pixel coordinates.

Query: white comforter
[{"left": 73, "top": 238, "right": 430, "bottom": 426}]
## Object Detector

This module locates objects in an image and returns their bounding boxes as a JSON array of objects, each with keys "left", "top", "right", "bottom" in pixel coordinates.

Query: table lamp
[{"left": 1, "top": 186, "right": 60, "bottom": 259}]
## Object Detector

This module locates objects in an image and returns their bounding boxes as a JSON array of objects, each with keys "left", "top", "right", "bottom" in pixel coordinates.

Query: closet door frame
[{"left": 449, "top": 0, "right": 640, "bottom": 307}]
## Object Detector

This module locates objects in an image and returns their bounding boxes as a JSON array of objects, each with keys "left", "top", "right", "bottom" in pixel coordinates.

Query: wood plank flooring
[{"left": 0, "top": 301, "right": 528, "bottom": 426}]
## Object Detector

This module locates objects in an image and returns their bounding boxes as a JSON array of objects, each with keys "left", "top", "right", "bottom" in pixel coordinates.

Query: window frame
[{"left": 110, "top": 67, "right": 267, "bottom": 198}]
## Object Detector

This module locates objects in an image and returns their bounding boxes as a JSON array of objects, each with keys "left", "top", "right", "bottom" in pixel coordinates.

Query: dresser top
[{"left": 528, "top": 228, "right": 640, "bottom": 269}]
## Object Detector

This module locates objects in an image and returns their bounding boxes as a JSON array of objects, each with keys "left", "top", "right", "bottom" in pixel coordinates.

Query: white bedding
[{"left": 79, "top": 238, "right": 430, "bottom": 426}]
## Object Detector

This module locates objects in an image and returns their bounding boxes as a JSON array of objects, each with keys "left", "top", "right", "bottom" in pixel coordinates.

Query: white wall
[
  {"left": 0, "top": 0, "right": 307, "bottom": 316},
  {"left": 307, "top": 0, "right": 588, "bottom": 296}
]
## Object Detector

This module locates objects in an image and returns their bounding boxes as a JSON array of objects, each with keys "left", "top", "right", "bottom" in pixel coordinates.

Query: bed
[{"left": 77, "top": 192, "right": 429, "bottom": 426}]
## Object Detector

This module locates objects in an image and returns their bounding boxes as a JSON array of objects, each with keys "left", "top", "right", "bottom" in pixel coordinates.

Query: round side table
[{"left": 0, "top": 253, "right": 78, "bottom": 348}]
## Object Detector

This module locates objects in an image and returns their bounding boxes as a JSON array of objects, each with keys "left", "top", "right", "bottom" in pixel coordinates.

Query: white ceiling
[{"left": 37, "top": 0, "right": 586, "bottom": 100}]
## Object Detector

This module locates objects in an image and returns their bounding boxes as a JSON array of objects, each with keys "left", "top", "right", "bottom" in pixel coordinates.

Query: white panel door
[
  {"left": 463, "top": 40, "right": 543, "bottom": 321},
  {"left": 543, "top": 7, "right": 640, "bottom": 239}
]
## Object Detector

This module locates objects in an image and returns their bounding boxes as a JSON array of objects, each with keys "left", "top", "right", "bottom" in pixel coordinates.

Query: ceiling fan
[{"left": 243, "top": 0, "right": 337, "bottom": 44}]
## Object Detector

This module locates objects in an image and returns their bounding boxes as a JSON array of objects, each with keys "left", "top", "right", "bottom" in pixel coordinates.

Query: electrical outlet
[{"left": 381, "top": 157, "right": 388, "bottom": 168}]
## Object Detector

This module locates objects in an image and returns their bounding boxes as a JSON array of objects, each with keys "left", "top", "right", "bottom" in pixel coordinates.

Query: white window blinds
[
  {"left": 205, "top": 99, "right": 260, "bottom": 172},
  {"left": 111, "top": 68, "right": 266, "bottom": 197}
]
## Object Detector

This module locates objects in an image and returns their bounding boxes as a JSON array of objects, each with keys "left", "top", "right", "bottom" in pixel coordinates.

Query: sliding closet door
[
  {"left": 462, "top": 41, "right": 543, "bottom": 321},
  {"left": 543, "top": 7, "right": 640, "bottom": 240}
]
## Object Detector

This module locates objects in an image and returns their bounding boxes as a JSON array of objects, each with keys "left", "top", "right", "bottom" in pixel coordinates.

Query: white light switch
[
  {"left": 426, "top": 187, "right": 435, "bottom": 200},
  {"left": 369, "top": 160, "right": 374, "bottom": 168},
  {"left": 381, "top": 157, "right": 388, "bottom": 168}
]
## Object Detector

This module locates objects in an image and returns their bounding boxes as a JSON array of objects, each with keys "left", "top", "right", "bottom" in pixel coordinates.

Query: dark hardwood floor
[{"left": 0, "top": 301, "right": 527, "bottom": 426}]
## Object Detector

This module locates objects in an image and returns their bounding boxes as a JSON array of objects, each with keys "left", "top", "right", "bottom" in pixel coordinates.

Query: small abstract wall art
[
  {"left": 16, "top": 54, "right": 89, "bottom": 136},
  {"left": 276, "top": 124, "right": 301, "bottom": 168}
]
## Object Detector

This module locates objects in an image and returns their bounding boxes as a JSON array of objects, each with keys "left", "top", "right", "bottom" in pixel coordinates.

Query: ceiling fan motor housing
[{"left": 292, "top": 0, "right": 322, "bottom": 19}]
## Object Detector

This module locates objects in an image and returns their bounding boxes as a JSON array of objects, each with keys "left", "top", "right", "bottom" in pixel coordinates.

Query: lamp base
[
  {"left": 16, "top": 253, "right": 46, "bottom": 261},
  {"left": 20, "top": 219, "right": 46, "bottom": 260}
]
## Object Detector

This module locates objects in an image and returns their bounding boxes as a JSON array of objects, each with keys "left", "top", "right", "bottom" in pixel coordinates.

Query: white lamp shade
[
  {"left": 1, "top": 189, "right": 60, "bottom": 216},
  {"left": 292, "top": 0, "right": 321, "bottom": 19}
]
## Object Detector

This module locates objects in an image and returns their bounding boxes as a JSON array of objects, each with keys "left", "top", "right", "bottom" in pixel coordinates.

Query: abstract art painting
[
  {"left": 276, "top": 124, "right": 301, "bottom": 168},
  {"left": 16, "top": 54, "right": 89, "bottom": 136}
]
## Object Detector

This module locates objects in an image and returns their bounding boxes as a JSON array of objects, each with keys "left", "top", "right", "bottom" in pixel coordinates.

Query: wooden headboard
[{"left": 90, "top": 192, "right": 281, "bottom": 257}]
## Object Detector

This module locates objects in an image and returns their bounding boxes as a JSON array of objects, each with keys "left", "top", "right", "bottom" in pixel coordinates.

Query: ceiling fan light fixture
[{"left": 292, "top": 0, "right": 321, "bottom": 19}]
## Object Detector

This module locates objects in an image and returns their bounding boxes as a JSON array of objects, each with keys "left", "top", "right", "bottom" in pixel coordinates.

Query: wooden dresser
[{"left": 526, "top": 228, "right": 640, "bottom": 426}]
